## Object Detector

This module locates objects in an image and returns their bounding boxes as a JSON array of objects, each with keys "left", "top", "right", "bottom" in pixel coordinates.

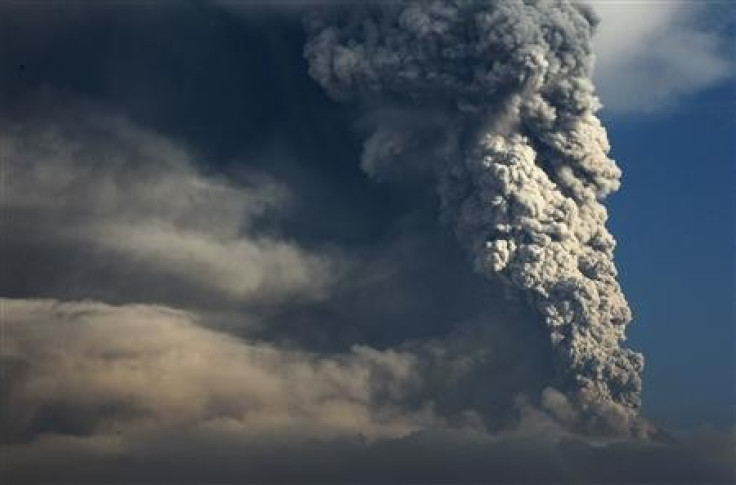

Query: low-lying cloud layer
[
  {"left": 2, "top": 298, "right": 439, "bottom": 442},
  {"left": 4, "top": 297, "right": 734, "bottom": 483}
]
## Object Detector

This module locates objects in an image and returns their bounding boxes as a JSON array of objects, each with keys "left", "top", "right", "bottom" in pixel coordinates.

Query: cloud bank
[
  {"left": 2, "top": 298, "right": 438, "bottom": 443},
  {"left": 3, "top": 297, "right": 733, "bottom": 483}
]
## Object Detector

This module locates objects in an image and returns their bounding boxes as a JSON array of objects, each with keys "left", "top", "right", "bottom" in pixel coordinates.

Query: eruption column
[{"left": 305, "top": 0, "right": 644, "bottom": 434}]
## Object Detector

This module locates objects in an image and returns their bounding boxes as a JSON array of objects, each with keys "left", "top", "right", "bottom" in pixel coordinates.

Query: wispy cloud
[
  {"left": 2, "top": 106, "right": 341, "bottom": 309},
  {"left": 592, "top": 2, "right": 734, "bottom": 114}
]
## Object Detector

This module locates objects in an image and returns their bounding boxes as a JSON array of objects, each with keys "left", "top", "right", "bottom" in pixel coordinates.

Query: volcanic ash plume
[{"left": 304, "top": 0, "right": 645, "bottom": 435}]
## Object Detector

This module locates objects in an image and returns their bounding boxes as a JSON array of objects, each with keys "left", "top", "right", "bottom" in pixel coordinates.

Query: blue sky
[
  {"left": 582, "top": 0, "right": 736, "bottom": 430},
  {"left": 605, "top": 80, "right": 735, "bottom": 429}
]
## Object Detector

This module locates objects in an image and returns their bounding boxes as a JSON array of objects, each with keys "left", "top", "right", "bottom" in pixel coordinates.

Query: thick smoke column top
[{"left": 305, "top": 0, "right": 645, "bottom": 436}]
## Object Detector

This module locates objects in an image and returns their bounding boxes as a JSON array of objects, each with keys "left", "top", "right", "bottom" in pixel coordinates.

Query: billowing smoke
[{"left": 304, "top": 0, "right": 646, "bottom": 436}]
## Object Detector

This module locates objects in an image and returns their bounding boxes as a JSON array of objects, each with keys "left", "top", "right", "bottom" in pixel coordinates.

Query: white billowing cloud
[
  {"left": 592, "top": 2, "right": 733, "bottom": 113},
  {"left": 1, "top": 297, "right": 440, "bottom": 442},
  {"left": 2, "top": 110, "right": 340, "bottom": 304}
]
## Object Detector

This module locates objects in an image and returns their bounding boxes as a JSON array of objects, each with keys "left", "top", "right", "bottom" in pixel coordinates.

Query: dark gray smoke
[{"left": 304, "top": 0, "right": 647, "bottom": 436}]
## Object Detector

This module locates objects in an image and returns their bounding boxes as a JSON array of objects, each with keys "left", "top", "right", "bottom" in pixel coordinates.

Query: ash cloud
[
  {"left": 0, "top": 101, "right": 560, "bottom": 445},
  {"left": 304, "top": 0, "right": 646, "bottom": 436},
  {"left": 0, "top": 1, "right": 733, "bottom": 483}
]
